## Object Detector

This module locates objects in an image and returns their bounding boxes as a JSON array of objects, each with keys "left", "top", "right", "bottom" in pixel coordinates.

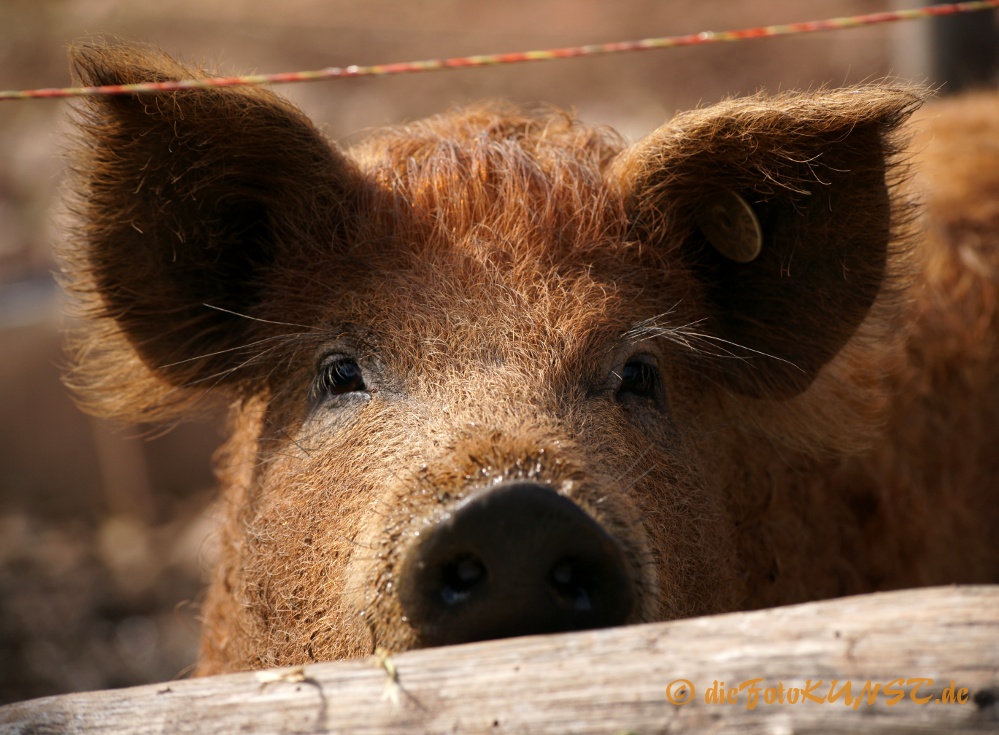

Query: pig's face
[
  {"left": 63, "top": 43, "right": 920, "bottom": 672},
  {"left": 216, "top": 114, "right": 731, "bottom": 663},
  {"left": 235, "top": 147, "right": 733, "bottom": 660}
]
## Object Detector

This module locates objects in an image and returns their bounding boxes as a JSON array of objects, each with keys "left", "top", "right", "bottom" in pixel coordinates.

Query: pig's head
[{"left": 63, "top": 43, "right": 920, "bottom": 673}]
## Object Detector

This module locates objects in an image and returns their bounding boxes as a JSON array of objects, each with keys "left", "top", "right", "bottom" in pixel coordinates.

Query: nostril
[
  {"left": 440, "top": 555, "right": 487, "bottom": 606},
  {"left": 549, "top": 558, "right": 593, "bottom": 612}
]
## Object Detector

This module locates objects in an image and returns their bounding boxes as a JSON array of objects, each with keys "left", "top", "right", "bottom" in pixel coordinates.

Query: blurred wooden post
[
  {"left": 893, "top": 1, "right": 999, "bottom": 93},
  {"left": 929, "top": 3, "right": 999, "bottom": 92}
]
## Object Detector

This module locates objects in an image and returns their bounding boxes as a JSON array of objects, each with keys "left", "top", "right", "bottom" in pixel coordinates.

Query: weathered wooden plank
[{"left": 2, "top": 586, "right": 997, "bottom": 735}]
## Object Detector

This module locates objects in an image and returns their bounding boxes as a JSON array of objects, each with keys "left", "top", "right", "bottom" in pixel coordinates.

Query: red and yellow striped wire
[{"left": 2, "top": 0, "right": 997, "bottom": 101}]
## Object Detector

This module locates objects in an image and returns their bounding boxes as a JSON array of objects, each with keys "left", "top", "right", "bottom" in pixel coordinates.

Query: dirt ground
[{"left": 0, "top": 0, "right": 993, "bottom": 706}]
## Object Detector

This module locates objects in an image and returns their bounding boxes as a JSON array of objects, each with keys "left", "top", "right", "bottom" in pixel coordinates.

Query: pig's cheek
[
  {"left": 237, "top": 450, "right": 378, "bottom": 655},
  {"left": 341, "top": 488, "right": 423, "bottom": 653},
  {"left": 570, "top": 404, "right": 739, "bottom": 620}
]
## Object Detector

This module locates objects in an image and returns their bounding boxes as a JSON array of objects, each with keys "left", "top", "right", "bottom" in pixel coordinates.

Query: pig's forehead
[
  {"left": 348, "top": 102, "right": 635, "bottom": 262},
  {"left": 340, "top": 103, "right": 681, "bottom": 289},
  {"left": 305, "top": 232, "right": 697, "bottom": 371},
  {"left": 303, "top": 104, "right": 701, "bottom": 350}
]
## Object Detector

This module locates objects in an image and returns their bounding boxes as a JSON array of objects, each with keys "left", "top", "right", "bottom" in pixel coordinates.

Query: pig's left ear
[{"left": 614, "top": 86, "right": 922, "bottom": 398}]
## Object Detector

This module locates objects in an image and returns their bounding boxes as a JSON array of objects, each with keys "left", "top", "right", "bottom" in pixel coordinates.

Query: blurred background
[{"left": 1, "top": 0, "right": 996, "bottom": 705}]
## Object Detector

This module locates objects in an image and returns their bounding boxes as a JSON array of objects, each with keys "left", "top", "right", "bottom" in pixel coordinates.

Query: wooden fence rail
[{"left": 2, "top": 585, "right": 997, "bottom": 734}]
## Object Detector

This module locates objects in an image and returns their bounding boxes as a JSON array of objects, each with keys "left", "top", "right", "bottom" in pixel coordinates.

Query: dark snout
[{"left": 397, "top": 481, "right": 635, "bottom": 647}]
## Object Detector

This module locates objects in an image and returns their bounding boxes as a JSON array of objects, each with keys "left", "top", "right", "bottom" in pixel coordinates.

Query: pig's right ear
[
  {"left": 613, "top": 86, "right": 921, "bottom": 399},
  {"left": 64, "top": 42, "right": 361, "bottom": 421}
]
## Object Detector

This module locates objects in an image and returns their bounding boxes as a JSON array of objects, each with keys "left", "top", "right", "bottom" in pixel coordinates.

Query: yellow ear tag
[{"left": 695, "top": 190, "right": 763, "bottom": 263}]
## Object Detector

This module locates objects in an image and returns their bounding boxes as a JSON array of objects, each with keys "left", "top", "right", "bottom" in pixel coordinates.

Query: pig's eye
[
  {"left": 617, "top": 359, "right": 660, "bottom": 403},
  {"left": 312, "top": 356, "right": 366, "bottom": 404}
]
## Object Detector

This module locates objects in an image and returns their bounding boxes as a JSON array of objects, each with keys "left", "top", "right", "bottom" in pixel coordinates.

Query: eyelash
[
  {"left": 616, "top": 360, "right": 660, "bottom": 402},
  {"left": 311, "top": 356, "right": 366, "bottom": 405}
]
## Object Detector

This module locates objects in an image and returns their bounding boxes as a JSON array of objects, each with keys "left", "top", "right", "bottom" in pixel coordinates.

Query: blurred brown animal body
[{"left": 62, "top": 43, "right": 999, "bottom": 675}]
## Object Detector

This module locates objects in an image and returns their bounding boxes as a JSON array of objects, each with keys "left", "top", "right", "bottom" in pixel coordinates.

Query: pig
[{"left": 61, "top": 42, "right": 999, "bottom": 675}]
